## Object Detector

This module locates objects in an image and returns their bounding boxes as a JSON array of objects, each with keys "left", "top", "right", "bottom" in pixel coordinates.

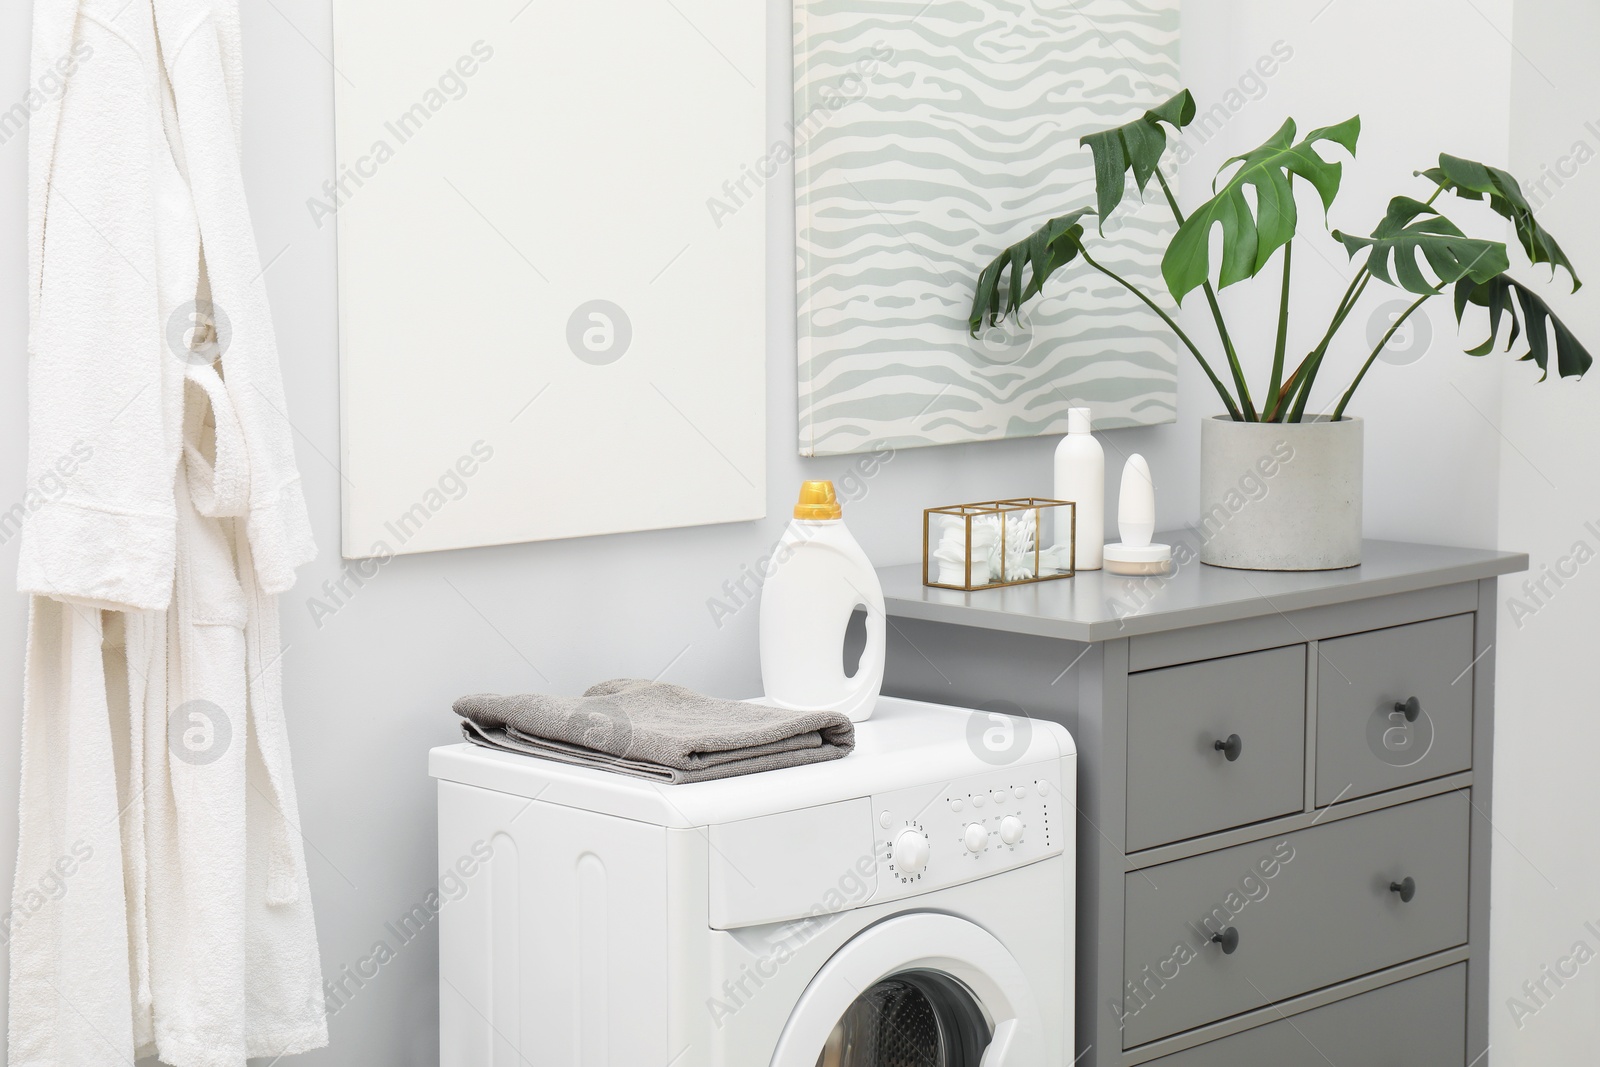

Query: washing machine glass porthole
[{"left": 812, "top": 969, "right": 991, "bottom": 1067}]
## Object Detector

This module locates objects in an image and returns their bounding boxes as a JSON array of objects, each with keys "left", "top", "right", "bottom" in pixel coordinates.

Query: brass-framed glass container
[{"left": 922, "top": 497, "right": 1076, "bottom": 590}]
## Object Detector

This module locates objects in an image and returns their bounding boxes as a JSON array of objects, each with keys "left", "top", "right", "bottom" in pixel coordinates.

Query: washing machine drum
[
  {"left": 814, "top": 970, "right": 990, "bottom": 1066},
  {"left": 770, "top": 914, "right": 1048, "bottom": 1067}
]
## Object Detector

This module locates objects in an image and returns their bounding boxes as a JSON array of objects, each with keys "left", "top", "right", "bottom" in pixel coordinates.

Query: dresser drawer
[
  {"left": 1315, "top": 615, "right": 1476, "bottom": 807},
  {"left": 1126, "top": 646, "right": 1306, "bottom": 852},
  {"left": 1121, "top": 791, "right": 1470, "bottom": 1048},
  {"left": 1141, "top": 963, "right": 1466, "bottom": 1066}
]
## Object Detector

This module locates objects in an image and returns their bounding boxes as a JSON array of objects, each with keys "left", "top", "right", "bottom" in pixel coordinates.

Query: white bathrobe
[{"left": 10, "top": 0, "right": 326, "bottom": 1063}]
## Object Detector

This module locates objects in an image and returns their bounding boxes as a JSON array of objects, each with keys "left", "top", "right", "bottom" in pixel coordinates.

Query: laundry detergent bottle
[{"left": 760, "top": 481, "right": 885, "bottom": 722}]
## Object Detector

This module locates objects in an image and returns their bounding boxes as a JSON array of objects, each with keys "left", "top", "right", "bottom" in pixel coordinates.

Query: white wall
[
  {"left": 1492, "top": 5, "right": 1600, "bottom": 1062},
  {"left": 0, "top": 0, "right": 1529, "bottom": 1064}
]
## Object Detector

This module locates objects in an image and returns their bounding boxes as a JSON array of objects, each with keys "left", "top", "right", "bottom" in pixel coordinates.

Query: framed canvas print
[
  {"left": 333, "top": 0, "right": 766, "bottom": 556},
  {"left": 795, "top": 0, "right": 1182, "bottom": 456}
]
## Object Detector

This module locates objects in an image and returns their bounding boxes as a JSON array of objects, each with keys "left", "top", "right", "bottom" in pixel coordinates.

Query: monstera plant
[
  {"left": 968, "top": 89, "right": 1589, "bottom": 424},
  {"left": 967, "top": 89, "right": 1592, "bottom": 572}
]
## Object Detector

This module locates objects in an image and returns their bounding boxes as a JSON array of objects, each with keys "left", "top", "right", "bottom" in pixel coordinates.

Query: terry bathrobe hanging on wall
[{"left": 10, "top": 0, "right": 327, "bottom": 1063}]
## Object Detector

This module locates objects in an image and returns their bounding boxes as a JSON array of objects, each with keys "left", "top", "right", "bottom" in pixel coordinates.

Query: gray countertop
[{"left": 878, "top": 535, "right": 1527, "bottom": 643}]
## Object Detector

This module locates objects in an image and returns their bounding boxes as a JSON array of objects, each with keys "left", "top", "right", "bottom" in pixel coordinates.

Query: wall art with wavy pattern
[{"left": 795, "top": 0, "right": 1182, "bottom": 456}]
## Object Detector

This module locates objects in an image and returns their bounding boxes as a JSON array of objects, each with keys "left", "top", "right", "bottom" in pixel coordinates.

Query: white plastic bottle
[
  {"left": 760, "top": 481, "right": 885, "bottom": 722},
  {"left": 1054, "top": 407, "right": 1105, "bottom": 570}
]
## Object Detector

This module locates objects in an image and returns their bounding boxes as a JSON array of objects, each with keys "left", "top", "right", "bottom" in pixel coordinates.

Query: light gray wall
[
  {"left": 1493, "top": 6, "right": 1600, "bottom": 1062},
  {"left": 0, "top": 0, "right": 1526, "bottom": 1064}
]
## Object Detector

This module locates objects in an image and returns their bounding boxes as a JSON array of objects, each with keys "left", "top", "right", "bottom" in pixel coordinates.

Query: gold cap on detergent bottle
[{"left": 793, "top": 480, "right": 842, "bottom": 520}]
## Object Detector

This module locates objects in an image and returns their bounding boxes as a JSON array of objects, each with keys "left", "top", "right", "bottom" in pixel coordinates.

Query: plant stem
[
  {"left": 1283, "top": 268, "right": 1372, "bottom": 422},
  {"left": 1329, "top": 266, "right": 1371, "bottom": 331},
  {"left": 1202, "top": 287, "right": 1257, "bottom": 421},
  {"left": 1330, "top": 293, "right": 1432, "bottom": 420},
  {"left": 1264, "top": 240, "right": 1293, "bottom": 420},
  {"left": 1079, "top": 247, "right": 1244, "bottom": 421},
  {"left": 1153, "top": 169, "right": 1257, "bottom": 420},
  {"left": 1294, "top": 186, "right": 1443, "bottom": 420},
  {"left": 1151, "top": 163, "right": 1187, "bottom": 226}
]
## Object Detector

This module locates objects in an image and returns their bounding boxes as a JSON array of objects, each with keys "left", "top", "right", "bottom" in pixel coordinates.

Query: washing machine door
[{"left": 769, "top": 913, "right": 1047, "bottom": 1067}]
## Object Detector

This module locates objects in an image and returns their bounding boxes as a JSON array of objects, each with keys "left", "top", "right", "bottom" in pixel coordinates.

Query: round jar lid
[{"left": 1103, "top": 541, "right": 1172, "bottom": 564}]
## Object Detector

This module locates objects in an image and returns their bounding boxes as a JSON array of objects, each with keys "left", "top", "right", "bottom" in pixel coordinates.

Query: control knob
[
  {"left": 893, "top": 829, "right": 930, "bottom": 875},
  {"left": 1000, "top": 815, "right": 1025, "bottom": 846}
]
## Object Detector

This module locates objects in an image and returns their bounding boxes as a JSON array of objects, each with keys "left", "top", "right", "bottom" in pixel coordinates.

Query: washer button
[
  {"left": 879, "top": 811, "right": 893, "bottom": 829},
  {"left": 950, "top": 798, "right": 964, "bottom": 813},
  {"left": 991, "top": 789, "right": 1006, "bottom": 804},
  {"left": 1013, "top": 786, "right": 1027, "bottom": 799},
  {"left": 971, "top": 794, "right": 986, "bottom": 809},
  {"left": 1036, "top": 780, "right": 1050, "bottom": 797}
]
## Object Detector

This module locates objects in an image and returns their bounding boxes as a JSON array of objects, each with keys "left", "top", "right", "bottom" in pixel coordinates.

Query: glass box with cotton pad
[{"left": 1104, "top": 454, "right": 1172, "bottom": 576}]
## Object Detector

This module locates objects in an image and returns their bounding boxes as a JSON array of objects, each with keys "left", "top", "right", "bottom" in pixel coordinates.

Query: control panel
[{"left": 867, "top": 759, "right": 1067, "bottom": 906}]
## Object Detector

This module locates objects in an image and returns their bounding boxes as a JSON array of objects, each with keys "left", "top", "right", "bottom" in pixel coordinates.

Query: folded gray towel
[{"left": 453, "top": 679, "right": 855, "bottom": 783}]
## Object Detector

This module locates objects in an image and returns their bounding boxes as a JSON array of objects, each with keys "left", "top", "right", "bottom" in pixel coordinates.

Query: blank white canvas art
[
  {"left": 795, "top": 0, "right": 1182, "bottom": 457},
  {"left": 332, "top": 0, "right": 766, "bottom": 557}
]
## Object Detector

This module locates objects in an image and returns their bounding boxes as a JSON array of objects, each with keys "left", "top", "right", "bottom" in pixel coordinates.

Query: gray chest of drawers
[{"left": 877, "top": 538, "right": 1526, "bottom": 1067}]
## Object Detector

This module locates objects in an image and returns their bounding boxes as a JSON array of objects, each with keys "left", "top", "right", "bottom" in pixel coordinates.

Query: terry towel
[{"left": 455, "top": 679, "right": 855, "bottom": 783}]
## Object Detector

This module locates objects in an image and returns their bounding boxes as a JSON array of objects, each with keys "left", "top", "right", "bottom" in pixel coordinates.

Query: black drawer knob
[
  {"left": 1210, "top": 927, "right": 1240, "bottom": 954},
  {"left": 1394, "top": 696, "right": 1422, "bottom": 723},
  {"left": 1390, "top": 876, "right": 1417, "bottom": 903},
  {"left": 1213, "top": 734, "right": 1243, "bottom": 762}
]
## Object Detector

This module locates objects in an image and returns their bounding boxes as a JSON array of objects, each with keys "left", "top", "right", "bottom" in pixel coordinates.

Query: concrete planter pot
[{"left": 1198, "top": 415, "right": 1362, "bottom": 571}]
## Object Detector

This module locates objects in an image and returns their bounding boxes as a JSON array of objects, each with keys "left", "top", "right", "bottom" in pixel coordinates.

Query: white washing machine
[{"left": 430, "top": 695, "right": 1075, "bottom": 1066}]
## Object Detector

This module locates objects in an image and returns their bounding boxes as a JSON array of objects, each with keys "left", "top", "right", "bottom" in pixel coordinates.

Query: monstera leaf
[
  {"left": 1162, "top": 116, "right": 1361, "bottom": 303},
  {"left": 1420, "top": 154, "right": 1579, "bottom": 290},
  {"left": 968, "top": 209, "right": 1093, "bottom": 335},
  {"left": 1454, "top": 273, "right": 1592, "bottom": 380},
  {"left": 1334, "top": 197, "right": 1509, "bottom": 294},
  {"left": 1080, "top": 90, "right": 1196, "bottom": 230}
]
